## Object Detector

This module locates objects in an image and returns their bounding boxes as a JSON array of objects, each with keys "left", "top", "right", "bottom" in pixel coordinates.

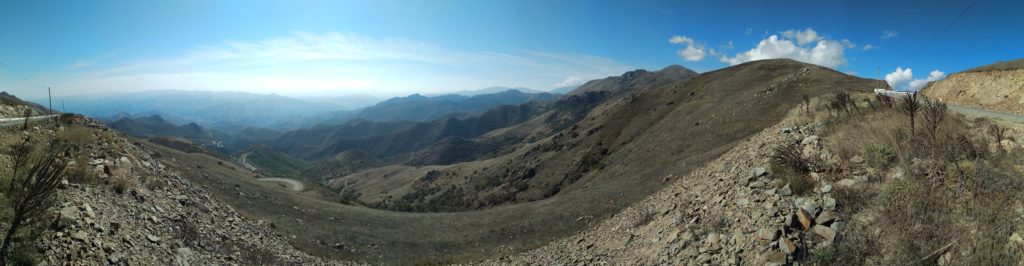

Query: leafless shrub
[
  {"left": 0, "top": 142, "right": 70, "bottom": 264},
  {"left": 988, "top": 124, "right": 1008, "bottom": 143},
  {"left": 922, "top": 100, "right": 947, "bottom": 141},
  {"left": 874, "top": 93, "right": 894, "bottom": 109},
  {"left": 802, "top": 94, "right": 812, "bottom": 114},
  {"left": 629, "top": 205, "right": 656, "bottom": 228},
  {"left": 4, "top": 138, "right": 32, "bottom": 192},
  {"left": 901, "top": 92, "right": 921, "bottom": 138},
  {"left": 826, "top": 92, "right": 858, "bottom": 116}
]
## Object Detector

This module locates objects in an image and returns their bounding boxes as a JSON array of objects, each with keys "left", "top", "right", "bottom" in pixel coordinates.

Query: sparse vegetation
[{"left": 817, "top": 92, "right": 1024, "bottom": 265}]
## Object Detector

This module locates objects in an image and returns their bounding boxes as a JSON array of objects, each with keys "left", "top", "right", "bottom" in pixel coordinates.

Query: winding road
[
  {"left": 238, "top": 151, "right": 306, "bottom": 191},
  {"left": 946, "top": 104, "right": 1024, "bottom": 123},
  {"left": 0, "top": 114, "right": 59, "bottom": 127}
]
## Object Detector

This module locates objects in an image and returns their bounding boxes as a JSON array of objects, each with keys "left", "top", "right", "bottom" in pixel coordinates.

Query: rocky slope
[
  {"left": 476, "top": 107, "right": 838, "bottom": 265},
  {"left": 0, "top": 91, "right": 49, "bottom": 118},
  {"left": 0, "top": 115, "right": 351, "bottom": 265},
  {"left": 921, "top": 58, "right": 1024, "bottom": 115}
]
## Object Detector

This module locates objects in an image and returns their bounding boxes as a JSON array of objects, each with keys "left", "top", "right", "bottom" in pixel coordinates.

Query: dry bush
[
  {"left": 628, "top": 205, "right": 656, "bottom": 228},
  {"left": 922, "top": 100, "right": 947, "bottom": 141},
  {"left": 56, "top": 126, "right": 94, "bottom": 147},
  {"left": 826, "top": 92, "right": 858, "bottom": 116},
  {"left": 901, "top": 92, "right": 920, "bottom": 138},
  {"left": 0, "top": 142, "right": 70, "bottom": 264},
  {"left": 770, "top": 142, "right": 809, "bottom": 174},
  {"left": 873, "top": 93, "right": 894, "bottom": 109},
  {"left": 988, "top": 124, "right": 1008, "bottom": 143},
  {"left": 111, "top": 177, "right": 132, "bottom": 194}
]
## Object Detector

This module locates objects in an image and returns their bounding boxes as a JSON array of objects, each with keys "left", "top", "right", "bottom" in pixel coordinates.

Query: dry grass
[{"left": 812, "top": 94, "right": 1024, "bottom": 265}]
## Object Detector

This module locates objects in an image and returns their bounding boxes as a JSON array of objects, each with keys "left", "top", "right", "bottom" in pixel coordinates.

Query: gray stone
[
  {"left": 820, "top": 184, "right": 833, "bottom": 193},
  {"left": 58, "top": 206, "right": 80, "bottom": 229},
  {"left": 737, "top": 197, "right": 750, "bottom": 208},
  {"left": 813, "top": 225, "right": 837, "bottom": 242},
  {"left": 822, "top": 196, "right": 837, "bottom": 211},
  {"left": 836, "top": 178, "right": 858, "bottom": 187},
  {"left": 801, "top": 135, "right": 819, "bottom": 146},
  {"left": 70, "top": 231, "right": 88, "bottom": 242},
  {"left": 146, "top": 234, "right": 161, "bottom": 244},
  {"left": 850, "top": 155, "right": 865, "bottom": 164},
  {"left": 82, "top": 203, "right": 96, "bottom": 218},
  {"left": 752, "top": 167, "right": 769, "bottom": 178},
  {"left": 757, "top": 228, "right": 779, "bottom": 241},
  {"left": 780, "top": 183, "right": 792, "bottom": 196},
  {"left": 795, "top": 197, "right": 820, "bottom": 214},
  {"left": 815, "top": 211, "right": 839, "bottom": 225}
]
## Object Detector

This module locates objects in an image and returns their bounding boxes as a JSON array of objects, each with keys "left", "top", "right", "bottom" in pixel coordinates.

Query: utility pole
[
  {"left": 61, "top": 99, "right": 65, "bottom": 113},
  {"left": 47, "top": 87, "right": 52, "bottom": 114}
]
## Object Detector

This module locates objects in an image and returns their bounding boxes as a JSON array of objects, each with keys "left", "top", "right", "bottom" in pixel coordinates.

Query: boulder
[
  {"left": 752, "top": 167, "right": 769, "bottom": 178},
  {"left": 779, "top": 183, "right": 792, "bottom": 196},
  {"left": 813, "top": 225, "right": 837, "bottom": 242},
  {"left": 822, "top": 196, "right": 837, "bottom": 211},
  {"left": 815, "top": 210, "right": 839, "bottom": 225},
  {"left": 82, "top": 203, "right": 96, "bottom": 218},
  {"left": 757, "top": 228, "right": 780, "bottom": 241},
  {"left": 796, "top": 209, "right": 813, "bottom": 231},
  {"left": 146, "top": 234, "right": 161, "bottom": 244},
  {"left": 850, "top": 155, "right": 865, "bottom": 164}
]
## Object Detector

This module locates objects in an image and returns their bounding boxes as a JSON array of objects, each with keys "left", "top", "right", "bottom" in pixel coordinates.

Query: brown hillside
[{"left": 920, "top": 58, "right": 1024, "bottom": 115}]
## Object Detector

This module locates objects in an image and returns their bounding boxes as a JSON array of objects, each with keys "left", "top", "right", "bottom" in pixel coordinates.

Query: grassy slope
[{"left": 244, "top": 145, "right": 308, "bottom": 178}]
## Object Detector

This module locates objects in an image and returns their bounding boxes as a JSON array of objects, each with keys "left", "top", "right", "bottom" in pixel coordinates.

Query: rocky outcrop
[{"left": 921, "top": 67, "right": 1024, "bottom": 115}]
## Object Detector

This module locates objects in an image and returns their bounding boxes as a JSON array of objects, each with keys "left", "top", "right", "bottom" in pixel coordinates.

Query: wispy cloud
[
  {"left": 881, "top": 30, "right": 899, "bottom": 40},
  {"left": 50, "top": 32, "right": 634, "bottom": 97}
]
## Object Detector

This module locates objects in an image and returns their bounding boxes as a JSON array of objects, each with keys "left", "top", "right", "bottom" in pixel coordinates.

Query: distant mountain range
[
  {"left": 58, "top": 90, "right": 347, "bottom": 133},
  {"left": 353, "top": 89, "right": 558, "bottom": 122},
  {"left": 423, "top": 86, "right": 546, "bottom": 96}
]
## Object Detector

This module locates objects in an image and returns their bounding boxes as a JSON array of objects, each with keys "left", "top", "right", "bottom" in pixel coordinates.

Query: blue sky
[{"left": 1, "top": 0, "right": 1021, "bottom": 98}]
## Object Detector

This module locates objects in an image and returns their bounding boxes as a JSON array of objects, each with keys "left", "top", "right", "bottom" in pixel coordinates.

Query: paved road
[
  {"left": 946, "top": 104, "right": 1024, "bottom": 123},
  {"left": 0, "top": 114, "right": 58, "bottom": 127},
  {"left": 257, "top": 177, "right": 306, "bottom": 191},
  {"left": 238, "top": 151, "right": 306, "bottom": 191}
]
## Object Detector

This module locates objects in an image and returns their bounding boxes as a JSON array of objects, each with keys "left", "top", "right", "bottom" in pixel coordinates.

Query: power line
[
  {"left": 0, "top": 58, "right": 47, "bottom": 89},
  {"left": 892, "top": 0, "right": 980, "bottom": 67}
]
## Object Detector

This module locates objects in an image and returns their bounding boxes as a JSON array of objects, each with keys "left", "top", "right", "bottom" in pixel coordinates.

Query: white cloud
[
  {"left": 781, "top": 28, "right": 823, "bottom": 45},
  {"left": 881, "top": 30, "right": 899, "bottom": 40},
  {"left": 885, "top": 67, "right": 914, "bottom": 90},
  {"left": 669, "top": 35, "right": 710, "bottom": 62},
  {"left": 554, "top": 76, "right": 583, "bottom": 87},
  {"left": 719, "top": 29, "right": 848, "bottom": 69},
  {"left": 37, "top": 32, "right": 634, "bottom": 97},
  {"left": 908, "top": 70, "right": 946, "bottom": 90},
  {"left": 885, "top": 67, "right": 946, "bottom": 91},
  {"left": 861, "top": 44, "right": 878, "bottom": 51}
]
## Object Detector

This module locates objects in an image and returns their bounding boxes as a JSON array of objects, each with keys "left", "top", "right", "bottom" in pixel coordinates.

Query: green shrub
[{"left": 863, "top": 143, "right": 895, "bottom": 169}]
